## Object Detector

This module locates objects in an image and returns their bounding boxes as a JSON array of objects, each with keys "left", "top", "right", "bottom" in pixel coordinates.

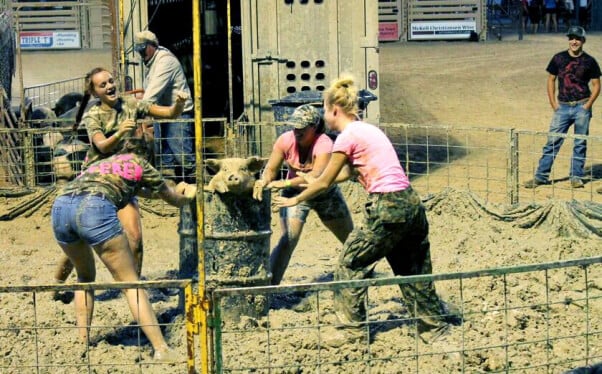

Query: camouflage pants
[{"left": 334, "top": 187, "right": 446, "bottom": 328}]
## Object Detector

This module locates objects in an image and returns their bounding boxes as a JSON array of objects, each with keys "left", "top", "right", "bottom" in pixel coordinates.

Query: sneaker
[
  {"left": 417, "top": 322, "right": 451, "bottom": 344},
  {"left": 153, "top": 347, "right": 178, "bottom": 363},
  {"left": 570, "top": 178, "right": 584, "bottom": 188},
  {"left": 320, "top": 325, "right": 366, "bottom": 348},
  {"left": 524, "top": 178, "right": 549, "bottom": 189},
  {"left": 52, "top": 290, "right": 74, "bottom": 304},
  {"left": 597, "top": 186, "right": 602, "bottom": 194},
  {"left": 440, "top": 301, "right": 463, "bottom": 326}
]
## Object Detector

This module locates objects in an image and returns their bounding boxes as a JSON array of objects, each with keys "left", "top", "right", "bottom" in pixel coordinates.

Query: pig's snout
[{"left": 227, "top": 174, "right": 242, "bottom": 184}]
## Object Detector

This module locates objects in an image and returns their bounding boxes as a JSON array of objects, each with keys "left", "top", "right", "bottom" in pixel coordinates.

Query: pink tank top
[
  {"left": 274, "top": 131, "right": 334, "bottom": 179},
  {"left": 332, "top": 121, "right": 410, "bottom": 193}
]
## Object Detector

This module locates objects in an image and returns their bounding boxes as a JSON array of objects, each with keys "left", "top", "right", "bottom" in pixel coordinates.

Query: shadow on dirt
[
  {"left": 93, "top": 307, "right": 181, "bottom": 347},
  {"left": 94, "top": 286, "right": 177, "bottom": 303},
  {"left": 269, "top": 291, "right": 310, "bottom": 310},
  {"left": 549, "top": 164, "right": 602, "bottom": 184},
  {"left": 585, "top": 164, "right": 602, "bottom": 181}
]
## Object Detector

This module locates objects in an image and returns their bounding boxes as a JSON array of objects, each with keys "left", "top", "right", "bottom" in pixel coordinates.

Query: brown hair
[
  {"left": 323, "top": 75, "right": 359, "bottom": 118},
  {"left": 119, "top": 133, "right": 154, "bottom": 162},
  {"left": 73, "top": 67, "right": 110, "bottom": 130}
]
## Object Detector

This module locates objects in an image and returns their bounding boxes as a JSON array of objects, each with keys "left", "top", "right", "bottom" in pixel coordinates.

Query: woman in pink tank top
[
  {"left": 253, "top": 104, "right": 353, "bottom": 285},
  {"left": 274, "top": 77, "right": 460, "bottom": 346}
]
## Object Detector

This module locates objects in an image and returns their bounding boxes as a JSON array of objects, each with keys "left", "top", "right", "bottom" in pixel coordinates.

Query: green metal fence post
[{"left": 507, "top": 128, "right": 519, "bottom": 205}]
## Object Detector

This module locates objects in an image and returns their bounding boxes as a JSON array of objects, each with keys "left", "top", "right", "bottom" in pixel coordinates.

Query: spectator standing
[
  {"left": 134, "top": 30, "right": 195, "bottom": 183},
  {"left": 543, "top": 0, "right": 558, "bottom": 32},
  {"left": 524, "top": 26, "right": 600, "bottom": 189},
  {"left": 527, "top": 0, "right": 543, "bottom": 33},
  {"left": 561, "top": 0, "right": 575, "bottom": 28},
  {"left": 578, "top": 0, "right": 592, "bottom": 30}
]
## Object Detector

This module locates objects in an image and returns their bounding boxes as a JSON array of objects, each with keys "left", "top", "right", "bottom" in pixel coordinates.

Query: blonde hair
[{"left": 323, "top": 75, "right": 359, "bottom": 117}]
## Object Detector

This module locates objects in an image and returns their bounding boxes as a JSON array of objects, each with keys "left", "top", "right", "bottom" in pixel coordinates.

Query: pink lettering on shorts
[{"left": 88, "top": 160, "right": 143, "bottom": 181}]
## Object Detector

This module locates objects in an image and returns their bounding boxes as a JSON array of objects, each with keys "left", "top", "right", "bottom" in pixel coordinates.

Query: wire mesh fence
[
  {"left": 22, "top": 77, "right": 85, "bottom": 111},
  {"left": 210, "top": 256, "right": 602, "bottom": 373},
  {"left": 1, "top": 120, "right": 602, "bottom": 206},
  {"left": 0, "top": 280, "right": 196, "bottom": 373},
  {"left": 1, "top": 116, "right": 602, "bottom": 372},
  {"left": 232, "top": 121, "right": 602, "bottom": 205}
]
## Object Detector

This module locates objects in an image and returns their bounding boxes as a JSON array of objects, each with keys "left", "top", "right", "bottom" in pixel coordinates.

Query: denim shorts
[
  {"left": 280, "top": 185, "right": 351, "bottom": 222},
  {"left": 51, "top": 193, "right": 123, "bottom": 246}
]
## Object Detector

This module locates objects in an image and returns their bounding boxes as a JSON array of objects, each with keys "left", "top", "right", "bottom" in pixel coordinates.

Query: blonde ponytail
[{"left": 324, "top": 75, "right": 359, "bottom": 117}]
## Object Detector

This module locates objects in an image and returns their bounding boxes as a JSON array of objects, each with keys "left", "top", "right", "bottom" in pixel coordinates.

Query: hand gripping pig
[{"left": 203, "top": 156, "right": 267, "bottom": 194}]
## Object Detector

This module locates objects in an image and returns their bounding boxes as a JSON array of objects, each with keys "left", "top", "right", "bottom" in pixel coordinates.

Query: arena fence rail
[
  {"left": 1, "top": 121, "right": 601, "bottom": 206},
  {"left": 233, "top": 121, "right": 602, "bottom": 206},
  {"left": 22, "top": 76, "right": 85, "bottom": 110},
  {"left": 209, "top": 256, "right": 602, "bottom": 373},
  {"left": 0, "top": 279, "right": 197, "bottom": 373},
  {"left": 3, "top": 258, "right": 598, "bottom": 373}
]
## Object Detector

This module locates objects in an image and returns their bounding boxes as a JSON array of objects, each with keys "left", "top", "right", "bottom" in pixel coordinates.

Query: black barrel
[
  {"left": 178, "top": 200, "right": 198, "bottom": 310},
  {"left": 178, "top": 190, "right": 272, "bottom": 322}
]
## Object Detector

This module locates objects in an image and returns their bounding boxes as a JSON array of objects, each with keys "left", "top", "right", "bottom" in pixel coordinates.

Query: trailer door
[{"left": 241, "top": 0, "right": 380, "bottom": 124}]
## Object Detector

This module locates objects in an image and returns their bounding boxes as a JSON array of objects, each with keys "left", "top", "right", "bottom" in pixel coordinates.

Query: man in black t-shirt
[{"left": 524, "top": 26, "right": 600, "bottom": 190}]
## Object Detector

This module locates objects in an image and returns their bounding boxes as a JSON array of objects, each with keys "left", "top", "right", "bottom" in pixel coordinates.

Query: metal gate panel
[
  {"left": 276, "top": 1, "right": 334, "bottom": 94},
  {"left": 379, "top": 0, "right": 403, "bottom": 41},
  {"left": 406, "top": 0, "right": 484, "bottom": 41}
]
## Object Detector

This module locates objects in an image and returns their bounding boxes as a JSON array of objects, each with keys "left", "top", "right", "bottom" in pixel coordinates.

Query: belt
[
  {"left": 559, "top": 98, "right": 589, "bottom": 106},
  {"left": 70, "top": 191, "right": 105, "bottom": 199}
]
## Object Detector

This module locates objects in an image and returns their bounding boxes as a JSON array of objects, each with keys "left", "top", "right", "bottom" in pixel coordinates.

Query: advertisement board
[
  {"left": 379, "top": 22, "right": 400, "bottom": 41},
  {"left": 410, "top": 20, "right": 476, "bottom": 40},
  {"left": 19, "top": 31, "right": 81, "bottom": 49}
]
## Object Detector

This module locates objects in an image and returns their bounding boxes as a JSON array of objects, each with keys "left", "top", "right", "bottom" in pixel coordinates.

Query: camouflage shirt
[
  {"left": 81, "top": 96, "right": 153, "bottom": 169},
  {"left": 59, "top": 153, "right": 165, "bottom": 209}
]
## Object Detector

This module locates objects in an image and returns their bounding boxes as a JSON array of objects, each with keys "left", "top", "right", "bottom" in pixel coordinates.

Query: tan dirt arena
[{"left": 1, "top": 33, "right": 602, "bottom": 373}]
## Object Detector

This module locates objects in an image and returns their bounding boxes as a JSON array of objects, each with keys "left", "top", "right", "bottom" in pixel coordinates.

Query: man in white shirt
[{"left": 134, "top": 30, "right": 195, "bottom": 182}]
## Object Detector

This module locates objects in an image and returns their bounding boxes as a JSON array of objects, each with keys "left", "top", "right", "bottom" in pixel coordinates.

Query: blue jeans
[
  {"left": 535, "top": 103, "right": 591, "bottom": 181},
  {"left": 51, "top": 193, "right": 122, "bottom": 246},
  {"left": 154, "top": 112, "right": 195, "bottom": 170}
]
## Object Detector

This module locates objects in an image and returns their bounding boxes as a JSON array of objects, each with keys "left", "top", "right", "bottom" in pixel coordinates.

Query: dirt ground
[{"left": 1, "top": 33, "right": 602, "bottom": 373}]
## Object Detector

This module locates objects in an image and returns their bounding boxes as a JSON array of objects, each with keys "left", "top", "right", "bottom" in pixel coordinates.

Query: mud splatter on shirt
[{"left": 81, "top": 96, "right": 153, "bottom": 170}]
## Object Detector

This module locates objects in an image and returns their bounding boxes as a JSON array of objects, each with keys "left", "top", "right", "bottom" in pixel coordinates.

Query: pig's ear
[
  {"left": 204, "top": 159, "right": 222, "bottom": 173},
  {"left": 247, "top": 156, "right": 268, "bottom": 172}
]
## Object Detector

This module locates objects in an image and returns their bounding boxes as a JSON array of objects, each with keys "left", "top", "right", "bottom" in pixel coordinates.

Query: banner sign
[
  {"left": 410, "top": 21, "right": 476, "bottom": 40},
  {"left": 379, "top": 22, "right": 400, "bottom": 42},
  {"left": 19, "top": 31, "right": 81, "bottom": 49}
]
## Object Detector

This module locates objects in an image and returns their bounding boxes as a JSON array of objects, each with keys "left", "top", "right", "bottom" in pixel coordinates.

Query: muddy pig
[{"left": 204, "top": 156, "right": 266, "bottom": 194}]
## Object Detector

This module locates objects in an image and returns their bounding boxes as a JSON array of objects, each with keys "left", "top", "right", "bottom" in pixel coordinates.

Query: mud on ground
[{"left": 1, "top": 34, "right": 602, "bottom": 373}]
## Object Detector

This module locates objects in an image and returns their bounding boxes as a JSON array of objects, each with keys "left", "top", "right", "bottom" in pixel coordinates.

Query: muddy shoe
[
  {"left": 153, "top": 347, "right": 178, "bottom": 363},
  {"left": 440, "top": 301, "right": 463, "bottom": 326},
  {"left": 570, "top": 178, "right": 584, "bottom": 189},
  {"left": 52, "top": 290, "right": 74, "bottom": 304},
  {"left": 524, "top": 178, "right": 549, "bottom": 189},
  {"left": 418, "top": 322, "right": 451, "bottom": 344},
  {"left": 320, "top": 326, "right": 366, "bottom": 349}
]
